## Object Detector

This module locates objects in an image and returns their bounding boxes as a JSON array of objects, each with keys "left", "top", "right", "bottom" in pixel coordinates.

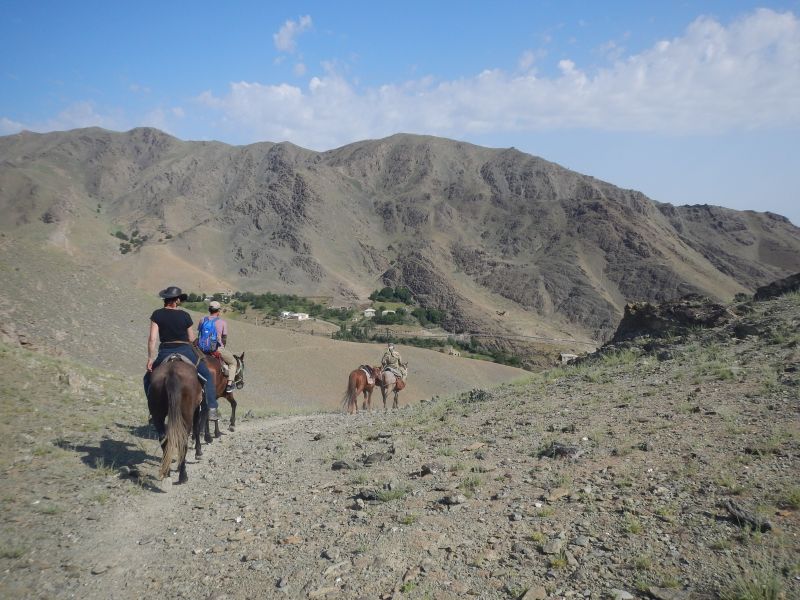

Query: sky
[{"left": 1, "top": 1, "right": 799, "bottom": 224}]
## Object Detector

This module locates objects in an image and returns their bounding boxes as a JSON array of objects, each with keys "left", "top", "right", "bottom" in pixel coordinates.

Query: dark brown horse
[
  {"left": 203, "top": 352, "right": 245, "bottom": 439},
  {"left": 342, "top": 365, "right": 381, "bottom": 414},
  {"left": 148, "top": 356, "right": 204, "bottom": 484},
  {"left": 379, "top": 362, "right": 408, "bottom": 410}
]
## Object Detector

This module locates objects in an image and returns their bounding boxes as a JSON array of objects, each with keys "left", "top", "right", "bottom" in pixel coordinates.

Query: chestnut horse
[
  {"left": 342, "top": 365, "right": 382, "bottom": 414},
  {"left": 202, "top": 352, "right": 245, "bottom": 439},
  {"left": 147, "top": 356, "right": 204, "bottom": 484},
  {"left": 379, "top": 363, "right": 408, "bottom": 410}
]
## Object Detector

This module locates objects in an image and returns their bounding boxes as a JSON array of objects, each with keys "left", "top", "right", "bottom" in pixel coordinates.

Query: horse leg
[
  {"left": 214, "top": 416, "right": 222, "bottom": 439},
  {"left": 381, "top": 385, "right": 388, "bottom": 411},
  {"left": 177, "top": 418, "right": 190, "bottom": 483},
  {"left": 203, "top": 405, "right": 213, "bottom": 444},
  {"left": 393, "top": 390, "right": 399, "bottom": 409},
  {"left": 193, "top": 406, "right": 203, "bottom": 459},
  {"left": 227, "top": 394, "right": 237, "bottom": 432}
]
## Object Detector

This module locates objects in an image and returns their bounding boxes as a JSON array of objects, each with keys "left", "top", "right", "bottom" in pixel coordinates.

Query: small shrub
[
  {"left": 459, "top": 475, "right": 482, "bottom": 496},
  {"left": 778, "top": 487, "right": 800, "bottom": 510},
  {"left": 719, "top": 564, "right": 783, "bottom": 600},
  {"left": 0, "top": 545, "right": 26, "bottom": 559},
  {"left": 634, "top": 555, "right": 653, "bottom": 571},
  {"left": 529, "top": 531, "right": 547, "bottom": 544},
  {"left": 622, "top": 512, "right": 643, "bottom": 534},
  {"left": 398, "top": 514, "right": 417, "bottom": 526},
  {"left": 376, "top": 485, "right": 409, "bottom": 502},
  {"left": 549, "top": 550, "right": 568, "bottom": 570}
]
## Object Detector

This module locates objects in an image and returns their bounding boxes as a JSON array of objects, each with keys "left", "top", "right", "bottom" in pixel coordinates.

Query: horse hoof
[
  {"left": 176, "top": 476, "right": 188, "bottom": 485},
  {"left": 204, "top": 435, "right": 213, "bottom": 444},
  {"left": 228, "top": 426, "right": 235, "bottom": 432}
]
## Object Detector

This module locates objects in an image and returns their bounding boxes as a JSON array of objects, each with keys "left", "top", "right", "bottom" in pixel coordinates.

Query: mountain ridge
[{"left": 1, "top": 126, "right": 798, "bottom": 360}]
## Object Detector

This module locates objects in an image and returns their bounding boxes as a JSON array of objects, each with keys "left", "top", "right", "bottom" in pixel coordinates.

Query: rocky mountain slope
[
  {"left": 1, "top": 282, "right": 797, "bottom": 599},
  {"left": 1, "top": 128, "right": 799, "bottom": 355}
]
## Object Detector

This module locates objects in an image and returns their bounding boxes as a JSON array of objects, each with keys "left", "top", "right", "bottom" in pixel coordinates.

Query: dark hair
[{"left": 163, "top": 297, "right": 181, "bottom": 306}]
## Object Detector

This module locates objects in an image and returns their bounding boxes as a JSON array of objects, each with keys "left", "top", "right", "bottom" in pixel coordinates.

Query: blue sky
[{"left": 2, "top": 1, "right": 799, "bottom": 224}]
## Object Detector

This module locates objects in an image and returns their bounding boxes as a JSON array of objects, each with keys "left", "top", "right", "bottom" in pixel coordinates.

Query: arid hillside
[
  {"left": 1, "top": 278, "right": 797, "bottom": 600},
  {"left": 0, "top": 234, "right": 525, "bottom": 414},
  {"left": 2, "top": 127, "right": 798, "bottom": 358}
]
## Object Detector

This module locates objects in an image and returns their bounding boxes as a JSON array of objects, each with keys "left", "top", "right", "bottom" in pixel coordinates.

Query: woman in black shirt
[{"left": 143, "top": 286, "right": 219, "bottom": 421}]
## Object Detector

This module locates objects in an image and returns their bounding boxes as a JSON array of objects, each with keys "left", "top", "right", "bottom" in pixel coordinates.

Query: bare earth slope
[
  {"left": 2, "top": 128, "right": 798, "bottom": 354},
  {"left": 1, "top": 289, "right": 797, "bottom": 599},
  {"left": 0, "top": 233, "right": 524, "bottom": 413}
]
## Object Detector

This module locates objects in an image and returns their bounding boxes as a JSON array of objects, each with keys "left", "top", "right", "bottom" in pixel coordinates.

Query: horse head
[{"left": 234, "top": 352, "right": 245, "bottom": 389}]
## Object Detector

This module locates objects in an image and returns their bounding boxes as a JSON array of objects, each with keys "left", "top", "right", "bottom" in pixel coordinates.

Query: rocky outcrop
[
  {"left": 754, "top": 272, "right": 800, "bottom": 300},
  {"left": 610, "top": 295, "right": 734, "bottom": 343}
]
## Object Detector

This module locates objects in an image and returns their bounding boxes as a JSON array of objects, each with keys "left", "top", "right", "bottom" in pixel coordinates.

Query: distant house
[
  {"left": 281, "top": 311, "right": 309, "bottom": 320},
  {"left": 364, "top": 308, "right": 376, "bottom": 318},
  {"left": 381, "top": 310, "right": 396, "bottom": 316}
]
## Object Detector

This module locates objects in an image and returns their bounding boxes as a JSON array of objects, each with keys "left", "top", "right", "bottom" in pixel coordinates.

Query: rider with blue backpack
[
  {"left": 198, "top": 301, "right": 237, "bottom": 394},
  {"left": 144, "top": 286, "right": 219, "bottom": 422}
]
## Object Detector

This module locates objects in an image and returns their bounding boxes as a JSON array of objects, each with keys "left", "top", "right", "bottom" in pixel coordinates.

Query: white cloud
[
  {"left": 273, "top": 15, "right": 312, "bottom": 53},
  {"left": 293, "top": 62, "right": 307, "bottom": 77},
  {"left": 129, "top": 83, "right": 151, "bottom": 94},
  {"left": 197, "top": 9, "right": 800, "bottom": 149},
  {"left": 0, "top": 116, "right": 25, "bottom": 135}
]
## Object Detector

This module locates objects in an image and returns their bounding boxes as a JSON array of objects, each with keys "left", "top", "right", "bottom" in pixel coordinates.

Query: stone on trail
[
  {"left": 521, "top": 585, "right": 547, "bottom": 600},
  {"left": 546, "top": 487, "right": 571, "bottom": 502},
  {"left": 441, "top": 494, "right": 467, "bottom": 505},
  {"left": 648, "top": 587, "right": 690, "bottom": 600},
  {"left": 542, "top": 539, "right": 564, "bottom": 554},
  {"left": 331, "top": 460, "right": 355, "bottom": 470},
  {"left": 609, "top": 589, "right": 634, "bottom": 600}
]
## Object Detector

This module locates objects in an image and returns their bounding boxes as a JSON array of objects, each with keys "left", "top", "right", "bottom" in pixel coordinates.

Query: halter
[{"left": 233, "top": 355, "right": 245, "bottom": 389}]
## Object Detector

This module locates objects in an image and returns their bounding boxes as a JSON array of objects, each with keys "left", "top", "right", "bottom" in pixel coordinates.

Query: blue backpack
[{"left": 198, "top": 316, "right": 219, "bottom": 353}]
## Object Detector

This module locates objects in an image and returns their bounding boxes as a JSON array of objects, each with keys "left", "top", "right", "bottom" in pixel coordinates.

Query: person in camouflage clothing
[{"left": 381, "top": 342, "right": 407, "bottom": 381}]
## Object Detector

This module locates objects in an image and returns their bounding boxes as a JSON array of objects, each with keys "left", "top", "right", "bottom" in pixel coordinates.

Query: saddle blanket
[
  {"left": 165, "top": 353, "right": 206, "bottom": 382},
  {"left": 359, "top": 366, "right": 375, "bottom": 385}
]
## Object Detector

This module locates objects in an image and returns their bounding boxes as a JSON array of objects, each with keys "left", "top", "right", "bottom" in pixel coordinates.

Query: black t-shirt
[{"left": 150, "top": 308, "right": 193, "bottom": 345}]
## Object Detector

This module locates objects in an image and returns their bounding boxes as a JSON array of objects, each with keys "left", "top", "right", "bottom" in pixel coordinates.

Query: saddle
[
  {"left": 382, "top": 366, "right": 403, "bottom": 379},
  {"left": 359, "top": 365, "right": 375, "bottom": 385},
  {"left": 165, "top": 354, "right": 207, "bottom": 383},
  {"left": 205, "top": 351, "right": 230, "bottom": 376}
]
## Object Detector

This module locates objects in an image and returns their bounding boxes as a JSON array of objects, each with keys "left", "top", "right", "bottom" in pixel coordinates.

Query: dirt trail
[{"left": 76, "top": 415, "right": 317, "bottom": 599}]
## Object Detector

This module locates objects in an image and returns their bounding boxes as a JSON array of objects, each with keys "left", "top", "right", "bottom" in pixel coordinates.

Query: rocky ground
[{"left": 1, "top": 293, "right": 798, "bottom": 599}]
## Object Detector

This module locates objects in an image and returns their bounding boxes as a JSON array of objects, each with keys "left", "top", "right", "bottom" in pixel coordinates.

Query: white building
[
  {"left": 363, "top": 308, "right": 376, "bottom": 318},
  {"left": 281, "top": 311, "right": 310, "bottom": 320}
]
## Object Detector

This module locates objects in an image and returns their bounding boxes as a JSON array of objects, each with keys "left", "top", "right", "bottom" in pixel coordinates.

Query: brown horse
[
  {"left": 342, "top": 365, "right": 381, "bottom": 414},
  {"left": 202, "top": 352, "right": 245, "bottom": 439},
  {"left": 147, "top": 356, "right": 204, "bottom": 484},
  {"left": 379, "top": 363, "right": 408, "bottom": 410}
]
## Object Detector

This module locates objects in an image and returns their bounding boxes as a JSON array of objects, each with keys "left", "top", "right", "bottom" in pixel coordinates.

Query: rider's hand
[{"left": 146, "top": 359, "right": 154, "bottom": 372}]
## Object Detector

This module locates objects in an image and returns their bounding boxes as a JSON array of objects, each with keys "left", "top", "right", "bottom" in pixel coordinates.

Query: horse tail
[
  {"left": 159, "top": 364, "right": 189, "bottom": 479},
  {"left": 341, "top": 371, "right": 358, "bottom": 412}
]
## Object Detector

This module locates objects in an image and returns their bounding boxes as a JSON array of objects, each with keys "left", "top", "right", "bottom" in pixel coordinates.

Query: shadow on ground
[
  {"left": 115, "top": 421, "right": 158, "bottom": 440},
  {"left": 55, "top": 436, "right": 166, "bottom": 493}
]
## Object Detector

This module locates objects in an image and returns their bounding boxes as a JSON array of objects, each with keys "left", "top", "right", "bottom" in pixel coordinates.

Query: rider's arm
[
  {"left": 146, "top": 321, "right": 159, "bottom": 371},
  {"left": 221, "top": 334, "right": 228, "bottom": 346},
  {"left": 187, "top": 325, "right": 197, "bottom": 344}
]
